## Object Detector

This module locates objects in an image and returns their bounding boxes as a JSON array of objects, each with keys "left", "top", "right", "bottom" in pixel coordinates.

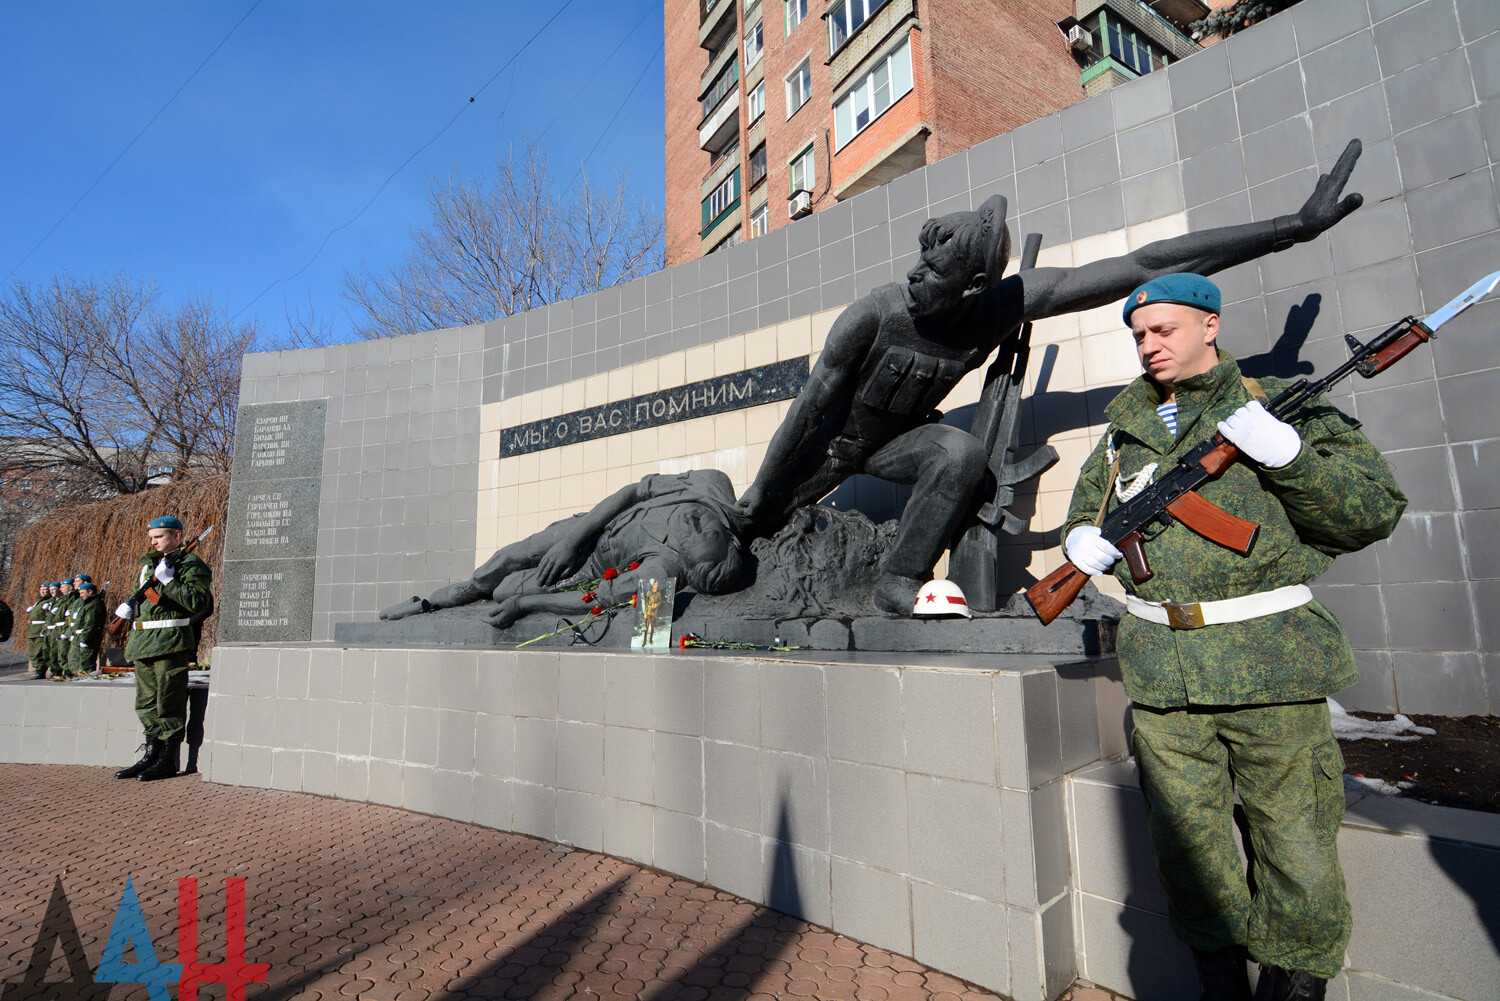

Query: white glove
[
  {"left": 115, "top": 603, "right": 135, "bottom": 620},
  {"left": 1218, "top": 401, "right": 1301, "bottom": 468},
  {"left": 1066, "top": 525, "right": 1123, "bottom": 576},
  {"left": 153, "top": 559, "right": 175, "bottom": 584}
]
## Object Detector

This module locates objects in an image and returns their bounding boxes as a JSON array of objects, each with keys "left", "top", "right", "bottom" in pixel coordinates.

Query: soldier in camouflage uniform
[
  {"left": 114, "top": 515, "right": 212, "bottom": 782},
  {"left": 1061, "top": 274, "right": 1405, "bottom": 1001},
  {"left": 39, "top": 581, "right": 66, "bottom": 679},
  {"left": 67, "top": 580, "right": 106, "bottom": 678},
  {"left": 26, "top": 584, "right": 50, "bottom": 678},
  {"left": 52, "top": 578, "right": 78, "bottom": 678}
]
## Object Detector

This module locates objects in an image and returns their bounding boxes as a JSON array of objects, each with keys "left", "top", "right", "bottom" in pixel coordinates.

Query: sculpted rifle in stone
[{"left": 1028, "top": 270, "right": 1500, "bottom": 625}]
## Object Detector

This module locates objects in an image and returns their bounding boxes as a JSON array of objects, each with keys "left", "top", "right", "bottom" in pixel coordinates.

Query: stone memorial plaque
[
  {"left": 224, "top": 477, "right": 322, "bottom": 561},
  {"left": 218, "top": 560, "right": 318, "bottom": 644},
  {"left": 231, "top": 400, "right": 326, "bottom": 481},
  {"left": 501, "top": 357, "right": 808, "bottom": 457},
  {"left": 223, "top": 399, "right": 327, "bottom": 643}
]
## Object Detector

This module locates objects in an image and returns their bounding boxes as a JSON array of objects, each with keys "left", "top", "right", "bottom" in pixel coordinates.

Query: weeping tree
[{"left": 342, "top": 139, "right": 665, "bottom": 339}]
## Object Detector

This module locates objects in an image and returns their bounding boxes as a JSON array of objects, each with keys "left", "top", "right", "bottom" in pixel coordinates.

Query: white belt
[
  {"left": 46, "top": 623, "right": 65, "bottom": 630},
  {"left": 131, "top": 617, "right": 192, "bottom": 631},
  {"left": 1126, "top": 584, "right": 1313, "bottom": 630}
]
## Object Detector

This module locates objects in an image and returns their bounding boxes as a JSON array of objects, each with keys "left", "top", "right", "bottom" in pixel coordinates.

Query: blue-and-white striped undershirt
[{"left": 1156, "top": 401, "right": 1179, "bottom": 436}]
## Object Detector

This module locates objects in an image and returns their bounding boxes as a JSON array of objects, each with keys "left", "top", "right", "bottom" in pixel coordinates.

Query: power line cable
[
  {"left": 7, "top": 0, "right": 265, "bottom": 278},
  {"left": 536, "top": 8, "right": 653, "bottom": 145},
  {"left": 231, "top": 0, "right": 577, "bottom": 320},
  {"left": 561, "top": 40, "right": 664, "bottom": 201}
]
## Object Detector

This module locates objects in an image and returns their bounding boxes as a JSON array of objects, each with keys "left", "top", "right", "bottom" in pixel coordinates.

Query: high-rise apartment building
[{"left": 664, "top": 0, "right": 1214, "bottom": 265}]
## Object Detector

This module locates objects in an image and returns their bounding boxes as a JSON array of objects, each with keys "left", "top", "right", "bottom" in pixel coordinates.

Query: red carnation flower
[
  {"left": 679, "top": 636, "right": 690, "bottom": 649},
  {"left": 582, "top": 591, "right": 596, "bottom": 603},
  {"left": 630, "top": 594, "right": 638, "bottom": 606},
  {"left": 628, "top": 561, "right": 640, "bottom": 571},
  {"left": 602, "top": 567, "right": 619, "bottom": 581},
  {"left": 591, "top": 605, "right": 603, "bottom": 615}
]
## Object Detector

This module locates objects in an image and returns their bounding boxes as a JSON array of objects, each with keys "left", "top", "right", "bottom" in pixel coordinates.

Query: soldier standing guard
[
  {"left": 1060, "top": 274, "right": 1405, "bottom": 1000},
  {"left": 26, "top": 584, "right": 49, "bottom": 678},
  {"left": 54, "top": 578, "right": 78, "bottom": 677},
  {"left": 39, "top": 581, "right": 65, "bottom": 679},
  {"left": 68, "top": 580, "right": 106, "bottom": 679},
  {"left": 113, "top": 515, "right": 212, "bottom": 782}
]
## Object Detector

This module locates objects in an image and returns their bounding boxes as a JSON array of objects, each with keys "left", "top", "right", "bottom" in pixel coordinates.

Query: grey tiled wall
[{"left": 235, "top": 0, "right": 1500, "bottom": 713}]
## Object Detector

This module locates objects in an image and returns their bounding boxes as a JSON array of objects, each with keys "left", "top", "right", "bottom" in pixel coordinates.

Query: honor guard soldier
[
  {"left": 113, "top": 515, "right": 212, "bottom": 781},
  {"left": 26, "top": 584, "right": 50, "bottom": 678},
  {"left": 1060, "top": 274, "right": 1405, "bottom": 1000},
  {"left": 39, "top": 582, "right": 65, "bottom": 679},
  {"left": 67, "top": 580, "right": 106, "bottom": 679}
]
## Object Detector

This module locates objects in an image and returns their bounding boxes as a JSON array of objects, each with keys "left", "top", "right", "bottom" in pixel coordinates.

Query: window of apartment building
[
  {"left": 748, "top": 80, "right": 766, "bottom": 123},
  {"left": 702, "top": 59, "right": 739, "bottom": 120},
  {"left": 786, "top": 58, "right": 812, "bottom": 117},
  {"left": 827, "top": 0, "right": 890, "bottom": 55},
  {"left": 1093, "top": 12, "right": 1168, "bottom": 77},
  {"left": 789, "top": 144, "right": 815, "bottom": 194},
  {"left": 750, "top": 203, "right": 770, "bottom": 238},
  {"left": 710, "top": 139, "right": 740, "bottom": 170},
  {"left": 785, "top": 0, "right": 807, "bottom": 32},
  {"left": 708, "top": 227, "right": 743, "bottom": 253},
  {"left": 746, "top": 18, "right": 764, "bottom": 68},
  {"left": 702, "top": 168, "right": 742, "bottom": 231},
  {"left": 748, "top": 142, "right": 768, "bottom": 187},
  {"left": 832, "top": 35, "right": 913, "bottom": 150}
]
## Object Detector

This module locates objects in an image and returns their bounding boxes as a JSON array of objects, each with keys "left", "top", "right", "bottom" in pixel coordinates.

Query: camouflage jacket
[
  {"left": 124, "top": 547, "right": 212, "bottom": 662},
  {"left": 69, "top": 596, "right": 106, "bottom": 672},
  {"left": 26, "top": 600, "right": 48, "bottom": 640},
  {"left": 42, "top": 596, "right": 70, "bottom": 651},
  {"left": 1063, "top": 351, "right": 1406, "bottom": 709}
]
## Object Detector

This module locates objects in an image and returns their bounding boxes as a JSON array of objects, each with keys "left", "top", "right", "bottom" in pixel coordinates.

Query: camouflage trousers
[
  {"left": 134, "top": 653, "right": 192, "bottom": 742},
  {"left": 1131, "top": 699, "right": 1350, "bottom": 978}
]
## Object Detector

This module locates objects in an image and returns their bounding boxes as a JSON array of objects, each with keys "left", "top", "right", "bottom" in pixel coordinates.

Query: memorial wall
[{"left": 228, "top": 0, "right": 1500, "bottom": 714}]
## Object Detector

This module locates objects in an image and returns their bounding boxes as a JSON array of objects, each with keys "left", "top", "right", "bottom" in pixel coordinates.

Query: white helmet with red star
[{"left": 913, "top": 579, "right": 972, "bottom": 619}]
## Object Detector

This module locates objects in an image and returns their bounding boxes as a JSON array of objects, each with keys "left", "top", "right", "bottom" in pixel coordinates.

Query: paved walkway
[{"left": 0, "top": 764, "right": 1131, "bottom": 1000}]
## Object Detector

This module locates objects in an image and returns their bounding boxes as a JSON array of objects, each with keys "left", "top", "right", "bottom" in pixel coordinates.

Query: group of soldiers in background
[{"left": 24, "top": 574, "right": 108, "bottom": 680}]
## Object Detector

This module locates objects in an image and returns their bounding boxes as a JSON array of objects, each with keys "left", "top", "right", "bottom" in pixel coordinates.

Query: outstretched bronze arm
[{"left": 1021, "top": 140, "right": 1365, "bottom": 322}]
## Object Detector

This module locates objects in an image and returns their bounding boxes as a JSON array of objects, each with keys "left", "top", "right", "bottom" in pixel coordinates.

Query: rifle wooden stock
[
  {"left": 1026, "top": 562, "right": 1091, "bottom": 625},
  {"left": 1166, "top": 489, "right": 1259, "bottom": 555},
  {"left": 1197, "top": 436, "right": 1240, "bottom": 475}
]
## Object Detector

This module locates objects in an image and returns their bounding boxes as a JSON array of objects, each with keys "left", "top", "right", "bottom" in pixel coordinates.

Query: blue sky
[{"left": 1, "top": 1, "right": 666, "bottom": 344}]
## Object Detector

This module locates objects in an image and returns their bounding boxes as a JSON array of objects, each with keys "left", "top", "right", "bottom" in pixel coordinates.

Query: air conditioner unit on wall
[
  {"left": 1067, "top": 25, "right": 1093, "bottom": 50},
  {"left": 788, "top": 190, "right": 813, "bottom": 219}
]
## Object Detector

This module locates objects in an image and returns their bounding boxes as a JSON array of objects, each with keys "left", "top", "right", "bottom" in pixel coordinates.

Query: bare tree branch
[{"left": 342, "top": 139, "right": 665, "bottom": 339}]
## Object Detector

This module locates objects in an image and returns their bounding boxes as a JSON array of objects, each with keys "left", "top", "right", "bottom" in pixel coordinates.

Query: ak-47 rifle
[
  {"left": 1027, "top": 271, "right": 1500, "bottom": 626},
  {"left": 105, "top": 526, "right": 214, "bottom": 643}
]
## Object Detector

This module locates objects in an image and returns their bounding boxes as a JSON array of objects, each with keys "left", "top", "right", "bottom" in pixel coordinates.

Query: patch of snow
[
  {"left": 1328, "top": 697, "right": 1436, "bottom": 742},
  {"left": 1343, "top": 774, "right": 1415, "bottom": 798}
]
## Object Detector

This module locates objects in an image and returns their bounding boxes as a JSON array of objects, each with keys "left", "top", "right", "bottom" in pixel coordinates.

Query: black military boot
[
  {"left": 1193, "top": 948, "right": 1252, "bottom": 1001},
  {"left": 115, "top": 738, "right": 161, "bottom": 779},
  {"left": 1254, "top": 965, "right": 1327, "bottom": 1001},
  {"left": 137, "top": 739, "right": 181, "bottom": 781}
]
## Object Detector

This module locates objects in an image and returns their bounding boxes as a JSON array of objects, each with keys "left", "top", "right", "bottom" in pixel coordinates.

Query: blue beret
[
  {"left": 73, "top": 574, "right": 91, "bottom": 582},
  {"left": 78, "top": 580, "right": 97, "bottom": 591},
  {"left": 149, "top": 515, "right": 184, "bottom": 530},
  {"left": 1123, "top": 273, "right": 1221, "bottom": 324}
]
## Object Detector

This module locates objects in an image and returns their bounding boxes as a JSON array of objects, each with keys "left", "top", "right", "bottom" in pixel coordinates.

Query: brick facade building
[{"left": 665, "top": 0, "right": 1217, "bottom": 265}]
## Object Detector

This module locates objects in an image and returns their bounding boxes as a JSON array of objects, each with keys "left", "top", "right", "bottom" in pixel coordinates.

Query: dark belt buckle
[{"left": 1163, "top": 601, "right": 1207, "bottom": 630}]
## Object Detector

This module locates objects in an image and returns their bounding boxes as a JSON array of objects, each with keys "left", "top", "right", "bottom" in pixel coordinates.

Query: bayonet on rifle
[{"left": 1027, "top": 271, "right": 1500, "bottom": 625}]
